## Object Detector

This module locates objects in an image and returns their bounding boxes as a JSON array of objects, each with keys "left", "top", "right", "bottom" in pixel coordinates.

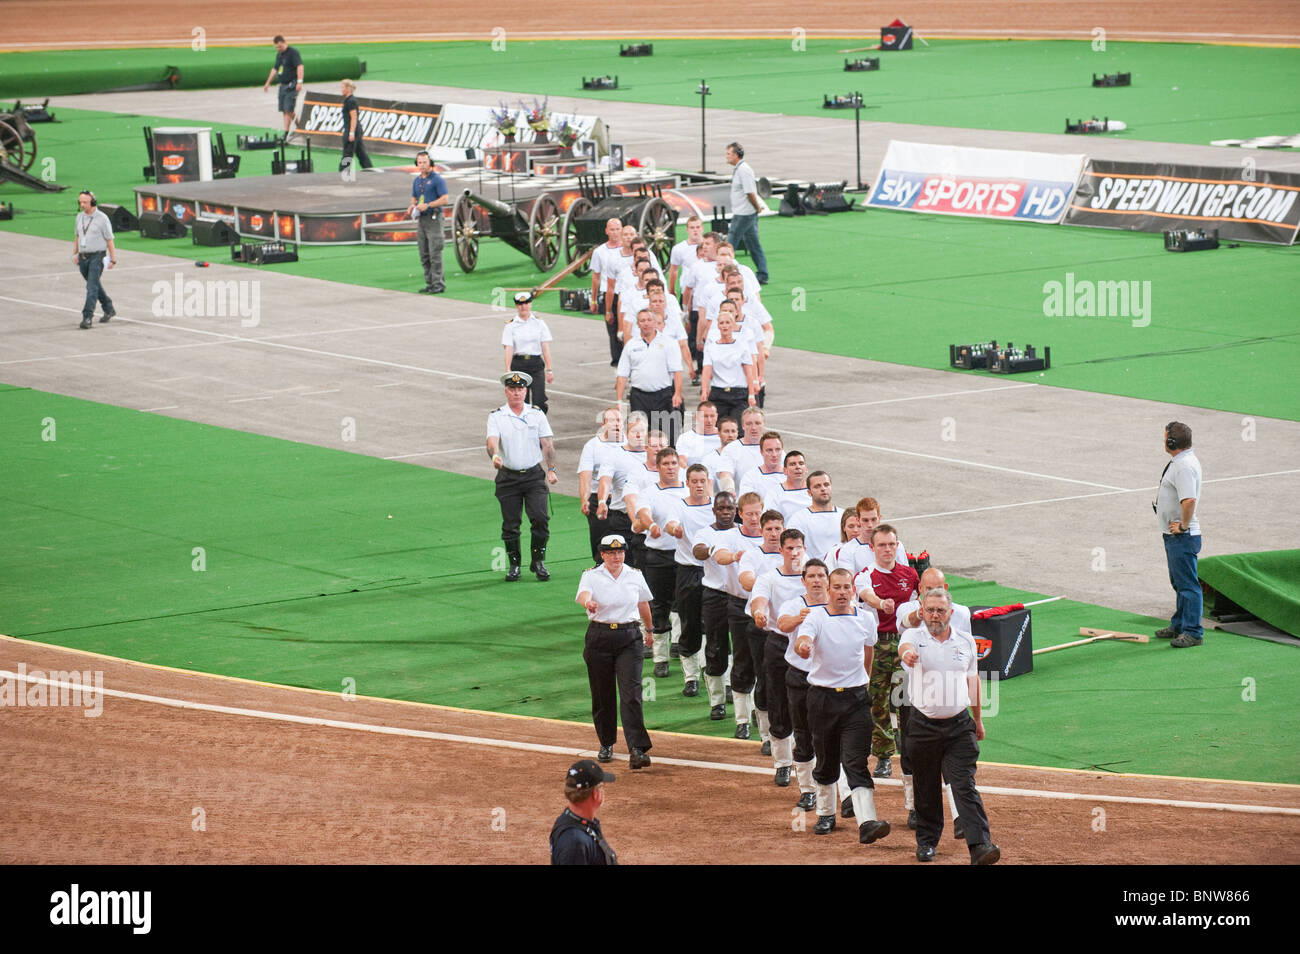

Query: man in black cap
[
  {"left": 575, "top": 534, "right": 655, "bottom": 768},
  {"left": 487, "top": 371, "right": 558, "bottom": 582},
  {"left": 551, "top": 759, "right": 619, "bottom": 865}
]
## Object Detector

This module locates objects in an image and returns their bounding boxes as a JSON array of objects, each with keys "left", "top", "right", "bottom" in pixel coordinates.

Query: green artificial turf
[
  {"left": 4, "top": 39, "right": 1299, "bottom": 146},
  {"left": 3, "top": 386, "right": 1298, "bottom": 782},
  {"left": 5, "top": 106, "right": 1297, "bottom": 420}
]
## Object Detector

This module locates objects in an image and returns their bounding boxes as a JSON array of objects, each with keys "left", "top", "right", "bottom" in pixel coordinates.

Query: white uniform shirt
[
  {"left": 702, "top": 338, "right": 753, "bottom": 389},
  {"left": 617, "top": 330, "right": 682, "bottom": 392},
  {"left": 751, "top": 566, "right": 806, "bottom": 634},
  {"left": 640, "top": 482, "right": 691, "bottom": 551},
  {"left": 667, "top": 497, "right": 717, "bottom": 567},
  {"left": 486, "top": 403, "right": 552, "bottom": 469},
  {"left": 1156, "top": 449, "right": 1202, "bottom": 534},
  {"left": 500, "top": 316, "right": 552, "bottom": 356},
  {"left": 697, "top": 524, "right": 742, "bottom": 592},
  {"left": 785, "top": 506, "right": 843, "bottom": 559},
  {"left": 778, "top": 595, "right": 823, "bottom": 671},
  {"left": 899, "top": 626, "right": 978, "bottom": 719},
  {"left": 765, "top": 484, "right": 812, "bottom": 522},
  {"left": 738, "top": 466, "right": 785, "bottom": 504},
  {"left": 578, "top": 437, "right": 622, "bottom": 481},
  {"left": 724, "top": 440, "right": 763, "bottom": 487},
  {"left": 738, "top": 546, "right": 783, "bottom": 612},
  {"left": 798, "top": 606, "right": 878, "bottom": 689},
  {"left": 730, "top": 159, "right": 760, "bottom": 214},
  {"left": 849, "top": 539, "right": 911, "bottom": 577},
  {"left": 590, "top": 243, "right": 624, "bottom": 287},
  {"left": 675, "top": 428, "right": 721, "bottom": 466},
  {"left": 698, "top": 444, "right": 737, "bottom": 493},
  {"left": 577, "top": 564, "right": 653, "bottom": 624},
  {"left": 670, "top": 238, "right": 701, "bottom": 280},
  {"left": 596, "top": 444, "right": 645, "bottom": 512}
]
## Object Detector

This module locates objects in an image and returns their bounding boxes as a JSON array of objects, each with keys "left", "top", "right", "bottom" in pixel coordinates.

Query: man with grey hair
[{"left": 899, "top": 587, "right": 1000, "bottom": 864}]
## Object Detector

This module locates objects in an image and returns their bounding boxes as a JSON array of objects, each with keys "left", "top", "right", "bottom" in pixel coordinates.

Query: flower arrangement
[
  {"left": 524, "top": 97, "right": 550, "bottom": 132},
  {"left": 489, "top": 102, "right": 517, "bottom": 137},
  {"left": 551, "top": 119, "right": 581, "bottom": 148}
]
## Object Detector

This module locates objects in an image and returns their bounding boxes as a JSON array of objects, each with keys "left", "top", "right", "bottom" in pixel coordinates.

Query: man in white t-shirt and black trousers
[
  {"left": 634, "top": 446, "right": 691, "bottom": 677},
  {"left": 693, "top": 491, "right": 742, "bottom": 721},
  {"left": 725, "top": 142, "right": 769, "bottom": 285},
  {"left": 795, "top": 568, "right": 891, "bottom": 844},
  {"left": 617, "top": 308, "right": 684, "bottom": 443},
  {"left": 596, "top": 412, "right": 649, "bottom": 569},
  {"left": 660, "top": 464, "right": 716, "bottom": 697},
  {"left": 668, "top": 214, "right": 704, "bottom": 300},
  {"left": 723, "top": 407, "right": 766, "bottom": 489},
  {"left": 786, "top": 471, "right": 842, "bottom": 560},
  {"left": 900, "top": 587, "right": 999, "bottom": 864},
  {"left": 680, "top": 232, "right": 720, "bottom": 385},
  {"left": 577, "top": 406, "right": 624, "bottom": 564},
  {"left": 738, "top": 430, "right": 785, "bottom": 502},
  {"left": 675, "top": 400, "right": 721, "bottom": 468},
  {"left": 590, "top": 218, "right": 627, "bottom": 367}
]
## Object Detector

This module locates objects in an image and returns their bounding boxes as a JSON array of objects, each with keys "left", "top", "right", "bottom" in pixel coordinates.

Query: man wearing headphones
[
  {"left": 72, "top": 190, "right": 117, "bottom": 329},
  {"left": 725, "top": 142, "right": 769, "bottom": 285},
  {"left": 1156, "top": 422, "right": 1204, "bottom": 648}
]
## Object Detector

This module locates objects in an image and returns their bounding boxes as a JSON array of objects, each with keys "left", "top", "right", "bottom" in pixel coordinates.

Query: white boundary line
[
  {"left": 6, "top": 670, "right": 1297, "bottom": 817},
  {"left": 764, "top": 383, "right": 1038, "bottom": 415}
]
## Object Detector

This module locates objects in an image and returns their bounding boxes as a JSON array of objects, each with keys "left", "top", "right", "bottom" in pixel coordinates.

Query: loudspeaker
[
  {"left": 192, "top": 218, "right": 237, "bottom": 247},
  {"left": 99, "top": 203, "right": 139, "bottom": 231},
  {"left": 972, "top": 607, "right": 1033, "bottom": 680},
  {"left": 139, "top": 210, "right": 187, "bottom": 239}
]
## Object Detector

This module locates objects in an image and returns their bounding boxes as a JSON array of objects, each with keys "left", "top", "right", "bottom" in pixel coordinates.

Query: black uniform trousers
[
  {"left": 700, "top": 586, "right": 734, "bottom": 678},
  {"left": 807, "top": 684, "right": 875, "bottom": 789},
  {"left": 583, "top": 622, "right": 652, "bottom": 751},
  {"left": 339, "top": 133, "right": 373, "bottom": 170},
  {"left": 642, "top": 548, "right": 678, "bottom": 634},
  {"left": 586, "top": 495, "right": 632, "bottom": 564},
  {"left": 687, "top": 309, "right": 702, "bottom": 376},
  {"left": 629, "top": 385, "right": 681, "bottom": 447},
  {"left": 708, "top": 386, "right": 749, "bottom": 426},
  {"left": 605, "top": 293, "right": 623, "bottom": 366},
  {"left": 908, "top": 709, "right": 990, "bottom": 851},
  {"left": 495, "top": 465, "right": 548, "bottom": 546},
  {"left": 784, "top": 665, "right": 816, "bottom": 763},
  {"left": 764, "top": 634, "right": 793, "bottom": 739},
  {"left": 674, "top": 564, "right": 704, "bottom": 657},
  {"left": 726, "top": 597, "right": 760, "bottom": 694},
  {"left": 510, "top": 353, "right": 547, "bottom": 413}
]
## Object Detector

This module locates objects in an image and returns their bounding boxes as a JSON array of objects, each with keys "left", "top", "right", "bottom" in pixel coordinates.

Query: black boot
[
  {"left": 505, "top": 540, "right": 522, "bottom": 582},
  {"left": 530, "top": 543, "right": 550, "bottom": 582}
]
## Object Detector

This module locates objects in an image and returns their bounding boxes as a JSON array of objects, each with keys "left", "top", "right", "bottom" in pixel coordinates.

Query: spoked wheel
[
  {"left": 562, "top": 195, "right": 593, "bottom": 275},
  {"left": 528, "top": 192, "right": 561, "bottom": 271},
  {"left": 639, "top": 196, "right": 677, "bottom": 269},
  {"left": 0, "top": 120, "right": 28, "bottom": 172},
  {"left": 452, "top": 192, "right": 482, "bottom": 272}
]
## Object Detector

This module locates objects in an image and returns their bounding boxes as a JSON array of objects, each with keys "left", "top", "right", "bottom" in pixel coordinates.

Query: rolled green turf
[
  {"left": 3, "top": 386, "right": 1297, "bottom": 782},
  {"left": 4, "top": 105, "right": 1297, "bottom": 420},
  {"left": 1199, "top": 550, "right": 1300, "bottom": 636}
]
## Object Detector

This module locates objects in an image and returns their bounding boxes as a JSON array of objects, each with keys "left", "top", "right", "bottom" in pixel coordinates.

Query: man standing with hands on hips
[
  {"left": 576, "top": 535, "right": 655, "bottom": 769},
  {"left": 72, "top": 190, "right": 116, "bottom": 329},
  {"left": 486, "top": 372, "right": 558, "bottom": 583},
  {"left": 725, "top": 142, "right": 768, "bottom": 285},
  {"left": 1156, "top": 421, "right": 1204, "bottom": 648},
  {"left": 407, "top": 151, "right": 449, "bottom": 294}
]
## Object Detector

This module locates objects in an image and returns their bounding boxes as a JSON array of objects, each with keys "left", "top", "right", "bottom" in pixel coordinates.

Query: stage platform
[{"left": 130, "top": 164, "right": 737, "bottom": 247}]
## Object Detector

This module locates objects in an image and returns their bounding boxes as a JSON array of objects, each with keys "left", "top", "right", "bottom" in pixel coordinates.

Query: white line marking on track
[
  {"left": 227, "top": 395, "right": 275, "bottom": 403},
  {"left": 300, "top": 389, "right": 341, "bottom": 396},
  {"left": 0, "top": 263, "right": 181, "bottom": 282},
  {"left": 777, "top": 427, "right": 1131, "bottom": 491},
  {"left": 139, "top": 406, "right": 179, "bottom": 412},
  {"left": 385, "top": 433, "right": 590, "bottom": 460},
  {"left": 764, "top": 383, "right": 1037, "bottom": 415},
  {"left": 5, "top": 670, "right": 1295, "bottom": 817}
]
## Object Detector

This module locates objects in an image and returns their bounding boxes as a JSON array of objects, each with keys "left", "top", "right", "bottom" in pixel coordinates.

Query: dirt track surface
[
  {"left": 6, "top": 0, "right": 1298, "bottom": 49},
  {"left": 3, "top": 637, "right": 1297, "bottom": 865}
]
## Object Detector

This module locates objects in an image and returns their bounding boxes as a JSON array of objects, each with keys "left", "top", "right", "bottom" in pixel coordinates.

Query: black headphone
[
  {"left": 80, "top": 189, "right": 97, "bottom": 207},
  {"left": 1165, "top": 421, "right": 1188, "bottom": 451}
]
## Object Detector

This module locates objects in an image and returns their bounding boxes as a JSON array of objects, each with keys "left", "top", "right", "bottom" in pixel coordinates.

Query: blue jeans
[
  {"left": 728, "top": 212, "right": 768, "bottom": 281},
  {"left": 78, "top": 252, "right": 114, "bottom": 319},
  {"left": 1163, "top": 532, "right": 1203, "bottom": 639}
]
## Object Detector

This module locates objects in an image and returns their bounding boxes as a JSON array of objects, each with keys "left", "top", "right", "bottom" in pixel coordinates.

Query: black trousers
[
  {"left": 674, "top": 565, "right": 704, "bottom": 656},
  {"left": 583, "top": 622, "right": 652, "bottom": 751},
  {"left": 909, "top": 710, "right": 991, "bottom": 850},
  {"left": 495, "top": 465, "right": 548, "bottom": 546},
  {"left": 744, "top": 621, "right": 768, "bottom": 708},
  {"left": 687, "top": 309, "right": 702, "bottom": 375},
  {"left": 642, "top": 548, "right": 677, "bottom": 633},
  {"left": 605, "top": 293, "right": 623, "bottom": 365},
  {"left": 701, "top": 586, "right": 733, "bottom": 678},
  {"left": 708, "top": 386, "right": 749, "bottom": 426},
  {"left": 785, "top": 665, "right": 815, "bottom": 763},
  {"left": 340, "top": 133, "right": 373, "bottom": 170},
  {"left": 726, "top": 597, "right": 758, "bottom": 693},
  {"left": 510, "top": 354, "right": 547, "bottom": 413},
  {"left": 807, "top": 684, "right": 875, "bottom": 789},
  {"left": 630, "top": 385, "right": 681, "bottom": 447},
  {"left": 765, "top": 634, "right": 793, "bottom": 739},
  {"left": 585, "top": 493, "right": 616, "bottom": 563}
]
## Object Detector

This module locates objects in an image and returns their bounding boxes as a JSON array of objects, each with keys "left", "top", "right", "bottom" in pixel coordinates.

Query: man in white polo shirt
[
  {"left": 794, "top": 568, "right": 891, "bottom": 844},
  {"left": 617, "top": 309, "right": 683, "bottom": 443},
  {"left": 1155, "top": 421, "right": 1205, "bottom": 648},
  {"left": 899, "top": 587, "right": 999, "bottom": 864},
  {"left": 725, "top": 141, "right": 769, "bottom": 284}
]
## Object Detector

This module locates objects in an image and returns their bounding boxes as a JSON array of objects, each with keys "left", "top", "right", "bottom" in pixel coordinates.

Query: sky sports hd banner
[
  {"left": 867, "top": 141, "right": 1085, "bottom": 224},
  {"left": 1064, "top": 160, "right": 1300, "bottom": 245},
  {"left": 295, "top": 92, "right": 440, "bottom": 155}
]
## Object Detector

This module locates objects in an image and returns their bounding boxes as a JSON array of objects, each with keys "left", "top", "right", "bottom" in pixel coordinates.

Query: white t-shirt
[
  {"left": 697, "top": 524, "right": 742, "bottom": 592},
  {"left": 785, "top": 506, "right": 844, "bottom": 561},
  {"left": 639, "top": 482, "right": 691, "bottom": 551},
  {"left": 675, "top": 428, "right": 721, "bottom": 466},
  {"left": 724, "top": 440, "right": 763, "bottom": 487},
  {"left": 702, "top": 338, "right": 753, "bottom": 389},
  {"left": 667, "top": 497, "right": 716, "bottom": 567},
  {"left": 577, "top": 564, "right": 653, "bottom": 623},
  {"left": 765, "top": 483, "right": 812, "bottom": 522},
  {"left": 501, "top": 315, "right": 552, "bottom": 355},
  {"left": 778, "top": 594, "right": 823, "bottom": 671},
  {"left": 798, "top": 606, "right": 878, "bottom": 689}
]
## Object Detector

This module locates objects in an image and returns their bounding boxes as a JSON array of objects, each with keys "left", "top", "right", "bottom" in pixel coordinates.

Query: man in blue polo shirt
[{"left": 407, "top": 151, "right": 449, "bottom": 294}]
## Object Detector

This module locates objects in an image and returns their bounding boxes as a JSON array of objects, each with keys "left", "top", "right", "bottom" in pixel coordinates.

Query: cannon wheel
[
  {"left": 639, "top": 197, "right": 677, "bottom": 269},
  {"left": 528, "top": 192, "right": 561, "bottom": 271},
  {"left": 452, "top": 192, "right": 481, "bottom": 273},
  {"left": 562, "top": 196, "right": 593, "bottom": 276},
  {"left": 0, "top": 120, "right": 29, "bottom": 173}
]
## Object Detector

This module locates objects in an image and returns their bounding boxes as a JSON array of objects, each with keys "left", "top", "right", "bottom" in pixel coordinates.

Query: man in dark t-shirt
[
  {"left": 550, "top": 760, "right": 619, "bottom": 865},
  {"left": 262, "top": 34, "right": 304, "bottom": 139},
  {"left": 338, "top": 79, "right": 372, "bottom": 173}
]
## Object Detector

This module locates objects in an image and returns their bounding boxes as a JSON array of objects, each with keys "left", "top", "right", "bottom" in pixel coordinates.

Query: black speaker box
[
  {"left": 99, "top": 203, "right": 139, "bottom": 231},
  {"left": 971, "top": 607, "right": 1034, "bottom": 680},
  {"left": 139, "top": 210, "right": 187, "bottom": 239},
  {"left": 192, "top": 218, "right": 237, "bottom": 247}
]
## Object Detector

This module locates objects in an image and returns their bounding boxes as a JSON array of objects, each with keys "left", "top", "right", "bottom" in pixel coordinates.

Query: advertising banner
[
  {"left": 426, "top": 104, "right": 605, "bottom": 161},
  {"left": 1064, "top": 159, "right": 1300, "bottom": 245},
  {"left": 295, "top": 92, "right": 441, "bottom": 155},
  {"left": 867, "top": 141, "right": 1084, "bottom": 224}
]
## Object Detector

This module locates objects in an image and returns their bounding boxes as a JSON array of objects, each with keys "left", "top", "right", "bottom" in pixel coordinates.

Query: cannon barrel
[{"left": 461, "top": 188, "right": 516, "bottom": 219}]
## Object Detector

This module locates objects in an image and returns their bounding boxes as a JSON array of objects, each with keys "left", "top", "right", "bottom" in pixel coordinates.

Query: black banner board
[
  {"left": 295, "top": 92, "right": 441, "bottom": 156},
  {"left": 1064, "top": 159, "right": 1300, "bottom": 246}
]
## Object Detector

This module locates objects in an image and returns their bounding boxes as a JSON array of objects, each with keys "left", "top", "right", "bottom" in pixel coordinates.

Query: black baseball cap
[{"left": 567, "top": 759, "right": 615, "bottom": 788}]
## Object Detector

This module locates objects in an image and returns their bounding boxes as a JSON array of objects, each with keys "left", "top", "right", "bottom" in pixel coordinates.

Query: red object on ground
[{"left": 972, "top": 603, "right": 1026, "bottom": 620}]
